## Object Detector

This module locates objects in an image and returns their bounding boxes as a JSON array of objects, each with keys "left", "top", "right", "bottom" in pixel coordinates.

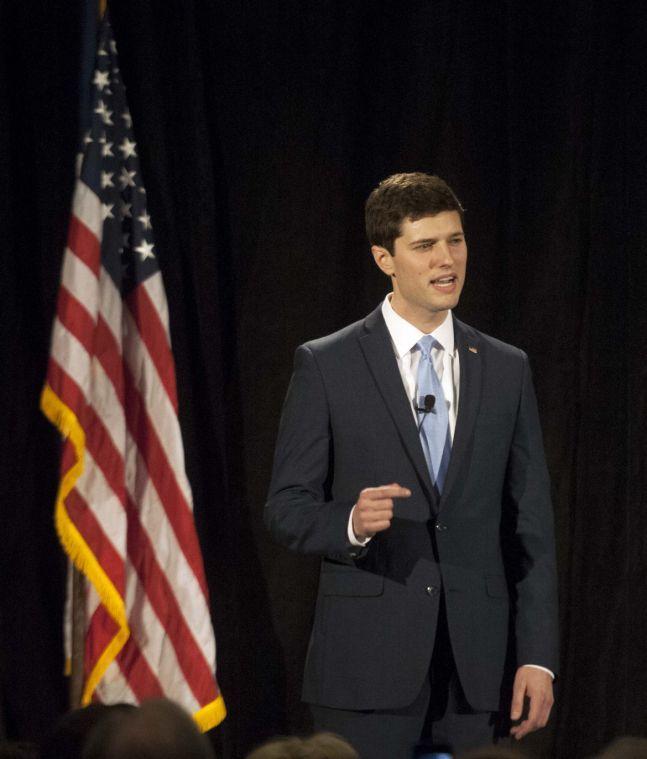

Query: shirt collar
[{"left": 381, "top": 294, "right": 455, "bottom": 358}]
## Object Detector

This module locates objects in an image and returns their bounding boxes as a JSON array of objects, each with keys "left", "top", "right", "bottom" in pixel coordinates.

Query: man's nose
[{"left": 433, "top": 241, "right": 453, "bottom": 266}]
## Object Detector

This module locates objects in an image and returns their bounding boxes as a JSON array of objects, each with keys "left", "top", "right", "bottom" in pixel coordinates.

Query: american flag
[{"left": 40, "top": 16, "right": 225, "bottom": 730}]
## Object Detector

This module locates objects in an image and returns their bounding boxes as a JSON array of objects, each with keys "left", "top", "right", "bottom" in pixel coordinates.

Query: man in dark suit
[{"left": 265, "top": 173, "right": 558, "bottom": 758}]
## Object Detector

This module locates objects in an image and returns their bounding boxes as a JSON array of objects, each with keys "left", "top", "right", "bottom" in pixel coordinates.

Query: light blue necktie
[{"left": 416, "top": 335, "right": 451, "bottom": 493}]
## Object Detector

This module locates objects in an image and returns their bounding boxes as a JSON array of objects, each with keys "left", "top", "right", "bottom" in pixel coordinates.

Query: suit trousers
[{"left": 310, "top": 595, "right": 504, "bottom": 759}]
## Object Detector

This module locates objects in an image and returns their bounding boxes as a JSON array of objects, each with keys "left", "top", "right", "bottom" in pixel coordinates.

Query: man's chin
[{"left": 426, "top": 295, "right": 461, "bottom": 312}]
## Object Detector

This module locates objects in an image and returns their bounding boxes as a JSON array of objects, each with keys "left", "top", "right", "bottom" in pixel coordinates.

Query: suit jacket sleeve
[
  {"left": 503, "top": 352, "right": 559, "bottom": 675},
  {"left": 264, "top": 344, "right": 356, "bottom": 556}
]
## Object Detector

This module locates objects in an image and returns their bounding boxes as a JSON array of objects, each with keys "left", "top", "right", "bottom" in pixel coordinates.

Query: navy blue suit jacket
[{"left": 265, "top": 305, "right": 558, "bottom": 712}]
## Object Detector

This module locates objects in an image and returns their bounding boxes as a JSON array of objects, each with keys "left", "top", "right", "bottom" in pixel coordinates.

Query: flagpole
[
  {"left": 66, "top": 0, "right": 104, "bottom": 710},
  {"left": 69, "top": 567, "right": 86, "bottom": 709}
]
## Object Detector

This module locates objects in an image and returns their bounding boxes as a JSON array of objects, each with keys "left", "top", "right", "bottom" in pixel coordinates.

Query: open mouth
[{"left": 430, "top": 275, "right": 457, "bottom": 289}]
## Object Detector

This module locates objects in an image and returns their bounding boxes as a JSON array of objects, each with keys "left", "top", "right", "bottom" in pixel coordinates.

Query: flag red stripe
[
  {"left": 67, "top": 216, "right": 101, "bottom": 278},
  {"left": 126, "top": 286, "right": 178, "bottom": 411},
  {"left": 123, "top": 362, "right": 208, "bottom": 596},
  {"left": 54, "top": 286, "right": 125, "bottom": 409},
  {"left": 61, "top": 438, "right": 78, "bottom": 475},
  {"left": 95, "top": 315, "right": 125, "bottom": 406},
  {"left": 47, "top": 356, "right": 85, "bottom": 413},
  {"left": 47, "top": 359, "right": 126, "bottom": 508},
  {"left": 57, "top": 288, "right": 96, "bottom": 357},
  {"left": 86, "top": 606, "right": 119, "bottom": 682},
  {"left": 125, "top": 496, "right": 216, "bottom": 703},
  {"left": 115, "top": 632, "right": 165, "bottom": 701},
  {"left": 65, "top": 488, "right": 125, "bottom": 593}
]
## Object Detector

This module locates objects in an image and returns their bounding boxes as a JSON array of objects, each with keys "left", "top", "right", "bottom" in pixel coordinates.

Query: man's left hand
[{"left": 509, "top": 666, "right": 554, "bottom": 740}]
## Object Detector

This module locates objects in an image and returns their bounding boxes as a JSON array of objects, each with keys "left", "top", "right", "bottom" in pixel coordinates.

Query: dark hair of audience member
[
  {"left": 81, "top": 698, "right": 214, "bottom": 759},
  {"left": 246, "top": 732, "right": 359, "bottom": 759},
  {"left": 0, "top": 741, "right": 40, "bottom": 759},
  {"left": 40, "top": 703, "right": 136, "bottom": 759},
  {"left": 457, "top": 746, "right": 529, "bottom": 759},
  {"left": 594, "top": 736, "right": 647, "bottom": 758}
]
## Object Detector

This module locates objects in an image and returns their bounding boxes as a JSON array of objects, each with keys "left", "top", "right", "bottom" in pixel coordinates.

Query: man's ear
[{"left": 371, "top": 245, "right": 395, "bottom": 277}]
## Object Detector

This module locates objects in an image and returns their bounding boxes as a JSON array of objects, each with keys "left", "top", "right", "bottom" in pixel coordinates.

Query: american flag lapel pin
[{"left": 468, "top": 346, "right": 478, "bottom": 354}]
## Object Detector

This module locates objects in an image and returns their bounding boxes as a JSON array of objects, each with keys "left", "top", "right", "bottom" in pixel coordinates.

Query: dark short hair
[
  {"left": 0, "top": 742, "right": 40, "bottom": 759},
  {"left": 365, "top": 172, "right": 465, "bottom": 253},
  {"left": 595, "top": 736, "right": 647, "bottom": 758},
  {"left": 246, "top": 732, "right": 359, "bottom": 759},
  {"left": 81, "top": 699, "right": 214, "bottom": 759},
  {"left": 41, "top": 703, "right": 136, "bottom": 759}
]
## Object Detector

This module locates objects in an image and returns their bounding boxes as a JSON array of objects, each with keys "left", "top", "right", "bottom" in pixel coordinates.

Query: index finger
[{"left": 364, "top": 484, "right": 412, "bottom": 499}]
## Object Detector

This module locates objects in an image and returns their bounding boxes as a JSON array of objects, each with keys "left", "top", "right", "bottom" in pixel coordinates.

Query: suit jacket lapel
[
  {"left": 358, "top": 306, "right": 437, "bottom": 506},
  {"left": 439, "top": 316, "right": 483, "bottom": 506}
]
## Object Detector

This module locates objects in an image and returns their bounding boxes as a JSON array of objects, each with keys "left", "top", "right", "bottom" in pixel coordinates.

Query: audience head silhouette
[
  {"left": 81, "top": 698, "right": 214, "bottom": 759},
  {"left": 594, "top": 737, "right": 647, "bottom": 758},
  {"left": 40, "top": 703, "right": 136, "bottom": 759},
  {"left": 246, "top": 732, "right": 358, "bottom": 759},
  {"left": 457, "top": 746, "right": 529, "bottom": 759}
]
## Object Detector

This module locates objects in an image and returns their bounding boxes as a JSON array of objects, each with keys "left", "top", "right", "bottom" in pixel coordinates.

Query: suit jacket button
[
  {"left": 435, "top": 522, "right": 448, "bottom": 531},
  {"left": 425, "top": 585, "right": 438, "bottom": 596}
]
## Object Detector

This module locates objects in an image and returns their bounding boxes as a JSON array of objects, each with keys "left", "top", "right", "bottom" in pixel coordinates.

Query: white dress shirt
[
  {"left": 381, "top": 294, "right": 459, "bottom": 435},
  {"left": 345, "top": 295, "right": 554, "bottom": 680},
  {"left": 347, "top": 294, "right": 457, "bottom": 545}
]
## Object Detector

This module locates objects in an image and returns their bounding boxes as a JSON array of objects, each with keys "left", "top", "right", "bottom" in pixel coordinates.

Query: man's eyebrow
[{"left": 409, "top": 231, "right": 465, "bottom": 246}]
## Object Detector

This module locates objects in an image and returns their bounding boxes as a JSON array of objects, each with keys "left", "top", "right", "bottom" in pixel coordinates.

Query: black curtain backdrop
[{"left": 1, "top": 2, "right": 646, "bottom": 758}]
